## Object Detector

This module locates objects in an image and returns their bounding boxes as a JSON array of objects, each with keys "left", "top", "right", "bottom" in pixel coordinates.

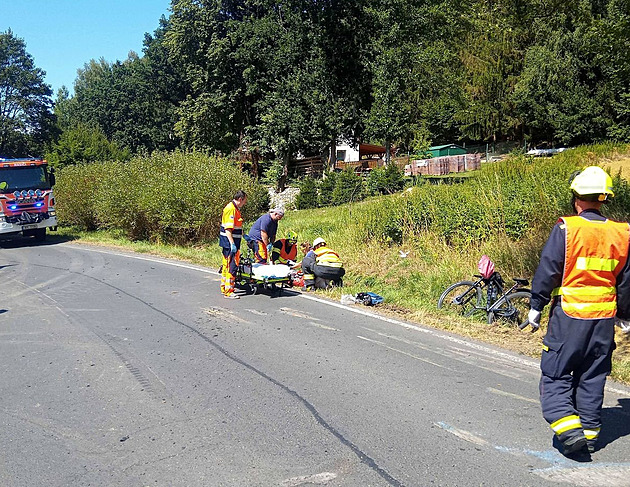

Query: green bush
[
  {"left": 54, "top": 162, "right": 109, "bottom": 229},
  {"left": 295, "top": 176, "right": 319, "bottom": 209},
  {"left": 55, "top": 151, "right": 269, "bottom": 244},
  {"left": 353, "top": 197, "right": 405, "bottom": 245},
  {"left": 366, "top": 163, "right": 405, "bottom": 195},
  {"left": 331, "top": 169, "right": 365, "bottom": 205},
  {"left": 318, "top": 172, "right": 337, "bottom": 206},
  {"left": 261, "top": 159, "right": 286, "bottom": 186}
]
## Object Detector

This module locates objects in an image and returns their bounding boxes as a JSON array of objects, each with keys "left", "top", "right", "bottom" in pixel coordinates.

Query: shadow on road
[
  {"left": 599, "top": 398, "right": 630, "bottom": 449},
  {"left": 236, "top": 285, "right": 301, "bottom": 299},
  {"left": 0, "top": 233, "right": 77, "bottom": 249}
]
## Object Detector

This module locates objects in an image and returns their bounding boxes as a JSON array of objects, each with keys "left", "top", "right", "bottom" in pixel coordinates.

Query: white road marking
[
  {"left": 487, "top": 387, "right": 539, "bottom": 404},
  {"left": 203, "top": 307, "right": 226, "bottom": 316},
  {"left": 203, "top": 307, "right": 251, "bottom": 324},
  {"left": 357, "top": 336, "right": 447, "bottom": 369},
  {"left": 280, "top": 307, "right": 318, "bottom": 320},
  {"left": 534, "top": 464, "right": 630, "bottom": 486},
  {"left": 308, "top": 322, "right": 339, "bottom": 331},
  {"left": 65, "top": 309, "right": 106, "bottom": 312},
  {"left": 245, "top": 309, "right": 267, "bottom": 316},
  {"left": 361, "top": 327, "right": 536, "bottom": 382},
  {"left": 434, "top": 422, "right": 490, "bottom": 446},
  {"left": 282, "top": 472, "right": 337, "bottom": 486}
]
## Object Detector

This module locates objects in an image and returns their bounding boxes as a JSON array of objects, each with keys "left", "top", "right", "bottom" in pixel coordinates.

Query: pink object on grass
[{"left": 477, "top": 255, "right": 495, "bottom": 279}]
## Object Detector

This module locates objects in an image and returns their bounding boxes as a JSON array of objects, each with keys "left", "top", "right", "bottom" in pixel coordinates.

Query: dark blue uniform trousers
[{"left": 540, "top": 303, "right": 615, "bottom": 441}]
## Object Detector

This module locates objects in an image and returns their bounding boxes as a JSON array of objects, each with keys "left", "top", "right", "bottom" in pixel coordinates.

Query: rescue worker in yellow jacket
[
  {"left": 219, "top": 190, "right": 247, "bottom": 299},
  {"left": 527, "top": 166, "right": 630, "bottom": 456},
  {"left": 311, "top": 237, "right": 345, "bottom": 288},
  {"left": 271, "top": 231, "right": 299, "bottom": 265}
]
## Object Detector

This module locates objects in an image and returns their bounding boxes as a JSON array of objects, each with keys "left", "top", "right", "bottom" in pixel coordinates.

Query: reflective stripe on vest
[
  {"left": 552, "top": 215, "right": 630, "bottom": 319},
  {"left": 314, "top": 246, "right": 343, "bottom": 268},
  {"left": 219, "top": 201, "right": 244, "bottom": 247}
]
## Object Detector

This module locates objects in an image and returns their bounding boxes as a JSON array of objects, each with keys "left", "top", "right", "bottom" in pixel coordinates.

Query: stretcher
[{"left": 236, "top": 260, "right": 292, "bottom": 295}]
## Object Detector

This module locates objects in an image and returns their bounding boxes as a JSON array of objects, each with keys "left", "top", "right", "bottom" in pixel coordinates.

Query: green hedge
[{"left": 55, "top": 151, "right": 269, "bottom": 244}]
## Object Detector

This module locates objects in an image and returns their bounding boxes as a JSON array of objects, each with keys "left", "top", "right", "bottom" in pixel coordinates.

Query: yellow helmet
[
  {"left": 286, "top": 231, "right": 298, "bottom": 243},
  {"left": 569, "top": 166, "right": 614, "bottom": 202}
]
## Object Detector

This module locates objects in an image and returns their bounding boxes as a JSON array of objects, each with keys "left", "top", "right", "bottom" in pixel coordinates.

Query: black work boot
[
  {"left": 586, "top": 439, "right": 598, "bottom": 453},
  {"left": 562, "top": 435, "right": 588, "bottom": 456}
]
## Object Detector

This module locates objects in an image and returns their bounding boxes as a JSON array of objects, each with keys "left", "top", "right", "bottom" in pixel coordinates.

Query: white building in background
[
  {"left": 335, "top": 141, "right": 360, "bottom": 162},
  {"left": 334, "top": 141, "right": 386, "bottom": 163}
]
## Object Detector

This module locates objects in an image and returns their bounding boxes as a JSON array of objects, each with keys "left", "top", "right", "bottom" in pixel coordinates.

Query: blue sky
[{"left": 0, "top": 1, "right": 171, "bottom": 96}]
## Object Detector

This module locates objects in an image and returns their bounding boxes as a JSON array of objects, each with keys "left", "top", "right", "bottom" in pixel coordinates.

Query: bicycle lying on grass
[{"left": 437, "top": 256, "right": 532, "bottom": 326}]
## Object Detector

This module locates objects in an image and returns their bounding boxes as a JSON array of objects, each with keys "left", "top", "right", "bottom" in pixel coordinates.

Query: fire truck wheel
[{"left": 33, "top": 228, "right": 46, "bottom": 242}]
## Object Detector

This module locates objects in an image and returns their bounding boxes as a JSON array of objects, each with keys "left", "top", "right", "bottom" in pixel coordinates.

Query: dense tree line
[
  {"left": 0, "top": 30, "right": 54, "bottom": 157},
  {"left": 2, "top": 0, "right": 630, "bottom": 169}
]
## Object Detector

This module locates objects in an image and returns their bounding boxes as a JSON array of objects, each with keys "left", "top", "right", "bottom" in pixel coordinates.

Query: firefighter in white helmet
[
  {"left": 311, "top": 237, "right": 345, "bottom": 288},
  {"left": 526, "top": 166, "right": 630, "bottom": 456}
]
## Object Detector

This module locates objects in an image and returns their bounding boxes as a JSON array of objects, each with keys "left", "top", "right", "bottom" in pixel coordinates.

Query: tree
[
  {"left": 364, "top": 0, "right": 466, "bottom": 153},
  {"left": 71, "top": 51, "right": 183, "bottom": 154},
  {"left": 45, "top": 122, "right": 130, "bottom": 167},
  {"left": 166, "top": 0, "right": 250, "bottom": 152},
  {"left": 61, "top": 16, "right": 185, "bottom": 155},
  {"left": 0, "top": 30, "right": 54, "bottom": 157}
]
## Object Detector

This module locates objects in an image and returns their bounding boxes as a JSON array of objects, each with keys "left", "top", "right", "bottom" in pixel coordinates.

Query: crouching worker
[
  {"left": 248, "top": 208, "right": 284, "bottom": 263},
  {"left": 272, "top": 231, "right": 299, "bottom": 265},
  {"left": 311, "top": 237, "right": 345, "bottom": 288}
]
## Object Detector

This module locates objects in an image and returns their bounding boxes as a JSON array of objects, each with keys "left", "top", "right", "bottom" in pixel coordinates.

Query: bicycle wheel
[
  {"left": 437, "top": 280, "right": 483, "bottom": 317},
  {"left": 487, "top": 291, "right": 531, "bottom": 325}
]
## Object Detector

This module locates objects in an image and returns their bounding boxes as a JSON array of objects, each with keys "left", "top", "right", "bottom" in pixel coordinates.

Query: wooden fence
[
  {"left": 293, "top": 156, "right": 326, "bottom": 177},
  {"left": 404, "top": 153, "right": 481, "bottom": 176}
]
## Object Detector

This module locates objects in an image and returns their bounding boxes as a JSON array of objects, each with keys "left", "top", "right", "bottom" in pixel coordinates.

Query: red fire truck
[{"left": 0, "top": 158, "right": 57, "bottom": 241}]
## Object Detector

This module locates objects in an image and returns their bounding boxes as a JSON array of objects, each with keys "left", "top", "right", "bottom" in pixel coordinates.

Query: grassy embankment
[{"left": 55, "top": 144, "right": 630, "bottom": 383}]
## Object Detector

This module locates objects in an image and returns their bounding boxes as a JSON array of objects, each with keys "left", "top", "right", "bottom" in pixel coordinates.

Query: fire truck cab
[{"left": 0, "top": 158, "right": 57, "bottom": 242}]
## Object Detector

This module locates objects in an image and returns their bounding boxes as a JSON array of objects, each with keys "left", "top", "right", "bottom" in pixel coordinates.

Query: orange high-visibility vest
[
  {"left": 314, "top": 246, "right": 343, "bottom": 268},
  {"left": 219, "top": 201, "right": 243, "bottom": 248},
  {"left": 273, "top": 239, "right": 297, "bottom": 264},
  {"left": 552, "top": 215, "right": 630, "bottom": 319}
]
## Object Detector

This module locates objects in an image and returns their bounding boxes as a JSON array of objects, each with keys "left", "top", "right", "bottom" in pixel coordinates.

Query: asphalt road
[{"left": 2, "top": 239, "right": 630, "bottom": 486}]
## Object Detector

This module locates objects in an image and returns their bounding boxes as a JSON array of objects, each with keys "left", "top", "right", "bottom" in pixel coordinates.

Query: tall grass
[{"left": 54, "top": 151, "right": 270, "bottom": 244}]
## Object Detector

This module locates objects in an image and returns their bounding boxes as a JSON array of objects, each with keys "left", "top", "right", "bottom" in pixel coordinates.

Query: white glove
[
  {"left": 528, "top": 309, "right": 541, "bottom": 330},
  {"left": 615, "top": 317, "right": 630, "bottom": 334}
]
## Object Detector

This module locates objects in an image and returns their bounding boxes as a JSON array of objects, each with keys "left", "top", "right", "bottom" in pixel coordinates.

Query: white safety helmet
[
  {"left": 569, "top": 166, "right": 614, "bottom": 202},
  {"left": 312, "top": 237, "right": 326, "bottom": 247}
]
